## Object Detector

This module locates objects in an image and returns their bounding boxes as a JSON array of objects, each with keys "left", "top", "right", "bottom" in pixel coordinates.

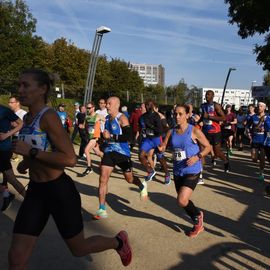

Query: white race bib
[
  {"left": 224, "top": 125, "right": 231, "bottom": 130},
  {"left": 173, "top": 148, "right": 186, "bottom": 161}
]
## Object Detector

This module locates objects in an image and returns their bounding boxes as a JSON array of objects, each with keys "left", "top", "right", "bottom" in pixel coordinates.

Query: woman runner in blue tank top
[
  {"left": 161, "top": 104, "right": 211, "bottom": 238},
  {"left": 9, "top": 69, "right": 132, "bottom": 268}
]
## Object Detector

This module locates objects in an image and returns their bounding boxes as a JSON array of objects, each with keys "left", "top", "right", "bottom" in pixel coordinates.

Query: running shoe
[
  {"left": 197, "top": 176, "right": 204, "bottom": 185},
  {"left": 140, "top": 181, "right": 148, "bottom": 200},
  {"left": 211, "top": 158, "right": 217, "bottom": 166},
  {"left": 145, "top": 170, "right": 156, "bottom": 182},
  {"left": 187, "top": 211, "right": 204, "bottom": 238},
  {"left": 164, "top": 173, "right": 171, "bottom": 185},
  {"left": 224, "top": 162, "right": 230, "bottom": 173},
  {"left": 238, "top": 147, "right": 243, "bottom": 151},
  {"left": 227, "top": 148, "right": 233, "bottom": 157},
  {"left": 82, "top": 167, "right": 93, "bottom": 175},
  {"left": 93, "top": 208, "right": 108, "bottom": 220},
  {"left": 1, "top": 193, "right": 15, "bottom": 212},
  {"left": 116, "top": 230, "right": 132, "bottom": 266},
  {"left": 258, "top": 174, "right": 264, "bottom": 182}
]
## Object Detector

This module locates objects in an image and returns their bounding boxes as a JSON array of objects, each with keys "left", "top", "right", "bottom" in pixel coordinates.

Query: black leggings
[{"left": 13, "top": 173, "right": 83, "bottom": 239}]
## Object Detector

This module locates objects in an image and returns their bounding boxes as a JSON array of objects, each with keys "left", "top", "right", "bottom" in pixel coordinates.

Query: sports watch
[{"left": 197, "top": 152, "right": 203, "bottom": 160}]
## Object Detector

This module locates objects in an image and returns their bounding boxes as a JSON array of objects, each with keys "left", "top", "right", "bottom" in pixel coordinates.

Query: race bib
[
  {"left": 224, "top": 125, "right": 231, "bottom": 130},
  {"left": 173, "top": 148, "right": 186, "bottom": 161},
  {"left": 267, "top": 132, "right": 270, "bottom": 138}
]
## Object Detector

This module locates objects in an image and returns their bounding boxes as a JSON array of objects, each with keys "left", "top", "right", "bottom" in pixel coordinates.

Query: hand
[
  {"left": 157, "top": 143, "right": 166, "bottom": 153},
  {"left": 186, "top": 155, "right": 199, "bottom": 166},
  {"left": 12, "top": 140, "right": 32, "bottom": 156},
  {"left": 103, "top": 130, "right": 111, "bottom": 139},
  {"left": 0, "top": 132, "right": 10, "bottom": 141},
  {"left": 17, "top": 161, "right": 28, "bottom": 174}
]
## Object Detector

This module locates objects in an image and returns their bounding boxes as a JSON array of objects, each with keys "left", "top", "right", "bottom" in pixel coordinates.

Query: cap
[{"left": 74, "top": 102, "right": 80, "bottom": 106}]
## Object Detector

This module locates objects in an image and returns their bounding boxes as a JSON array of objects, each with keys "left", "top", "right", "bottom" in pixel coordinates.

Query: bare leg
[{"left": 3, "top": 169, "right": 25, "bottom": 197}]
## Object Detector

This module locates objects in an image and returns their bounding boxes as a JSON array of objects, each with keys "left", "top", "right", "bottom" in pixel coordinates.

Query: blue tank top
[
  {"left": 18, "top": 107, "right": 52, "bottom": 151},
  {"left": 171, "top": 124, "right": 202, "bottom": 176},
  {"left": 104, "top": 113, "right": 130, "bottom": 157},
  {"left": 249, "top": 114, "right": 265, "bottom": 144},
  {"left": 264, "top": 115, "right": 270, "bottom": 147}
]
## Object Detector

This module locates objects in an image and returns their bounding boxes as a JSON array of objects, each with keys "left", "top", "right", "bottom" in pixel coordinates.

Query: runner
[
  {"left": 82, "top": 102, "right": 104, "bottom": 175},
  {"left": 139, "top": 100, "right": 163, "bottom": 181},
  {"left": 222, "top": 104, "right": 237, "bottom": 157},
  {"left": 94, "top": 96, "right": 148, "bottom": 219},
  {"left": 9, "top": 69, "right": 132, "bottom": 268},
  {"left": 152, "top": 103, "right": 171, "bottom": 185},
  {"left": 246, "top": 102, "right": 267, "bottom": 181},
  {"left": 200, "top": 90, "right": 230, "bottom": 172},
  {"left": 71, "top": 102, "right": 80, "bottom": 143},
  {"left": 245, "top": 104, "right": 256, "bottom": 145},
  {"left": 160, "top": 104, "right": 211, "bottom": 237},
  {"left": 264, "top": 112, "right": 270, "bottom": 194},
  {"left": 8, "top": 95, "right": 27, "bottom": 162},
  {"left": 187, "top": 104, "right": 205, "bottom": 185},
  {"left": 0, "top": 104, "right": 25, "bottom": 211},
  {"left": 236, "top": 107, "right": 246, "bottom": 151}
]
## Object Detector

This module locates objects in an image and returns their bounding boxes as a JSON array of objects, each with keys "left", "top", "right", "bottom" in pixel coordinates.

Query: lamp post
[
  {"left": 221, "top": 67, "right": 236, "bottom": 106},
  {"left": 84, "top": 26, "right": 111, "bottom": 104}
]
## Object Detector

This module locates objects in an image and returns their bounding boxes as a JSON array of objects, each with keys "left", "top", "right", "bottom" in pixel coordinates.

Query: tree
[
  {"left": 0, "top": 0, "right": 38, "bottom": 90},
  {"left": 225, "top": 0, "right": 270, "bottom": 70}
]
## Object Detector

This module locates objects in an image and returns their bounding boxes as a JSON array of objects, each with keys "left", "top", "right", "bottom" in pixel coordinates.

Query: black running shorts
[
  {"left": 101, "top": 152, "right": 132, "bottom": 172},
  {"left": 0, "top": 150, "right": 12, "bottom": 172},
  {"left": 205, "top": 132, "right": 222, "bottom": 146},
  {"left": 174, "top": 173, "right": 200, "bottom": 192},
  {"left": 13, "top": 173, "right": 83, "bottom": 239},
  {"left": 265, "top": 146, "right": 270, "bottom": 162}
]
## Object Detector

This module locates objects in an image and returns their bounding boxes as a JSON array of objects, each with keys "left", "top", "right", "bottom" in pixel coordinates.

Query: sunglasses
[{"left": 87, "top": 107, "right": 93, "bottom": 109}]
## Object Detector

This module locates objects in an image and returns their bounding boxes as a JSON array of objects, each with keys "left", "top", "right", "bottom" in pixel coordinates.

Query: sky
[{"left": 25, "top": 0, "right": 266, "bottom": 89}]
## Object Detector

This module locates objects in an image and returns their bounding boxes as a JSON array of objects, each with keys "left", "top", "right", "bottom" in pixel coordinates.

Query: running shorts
[
  {"left": 140, "top": 137, "right": 162, "bottom": 153},
  {"left": 13, "top": 173, "right": 83, "bottom": 239},
  {"left": 101, "top": 151, "right": 132, "bottom": 172},
  {"left": 174, "top": 173, "right": 200, "bottom": 192},
  {"left": 204, "top": 132, "right": 222, "bottom": 146}
]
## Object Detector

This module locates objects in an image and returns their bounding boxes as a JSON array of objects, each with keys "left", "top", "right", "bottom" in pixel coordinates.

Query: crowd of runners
[{"left": 0, "top": 68, "right": 269, "bottom": 268}]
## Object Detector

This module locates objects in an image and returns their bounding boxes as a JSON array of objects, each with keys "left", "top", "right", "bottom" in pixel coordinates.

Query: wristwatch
[
  {"left": 197, "top": 152, "right": 203, "bottom": 159},
  {"left": 29, "top": 147, "right": 39, "bottom": 159}
]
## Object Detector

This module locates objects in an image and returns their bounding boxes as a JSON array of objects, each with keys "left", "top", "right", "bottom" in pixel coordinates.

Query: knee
[
  {"left": 9, "top": 247, "right": 28, "bottom": 269},
  {"left": 177, "top": 196, "right": 188, "bottom": 208}
]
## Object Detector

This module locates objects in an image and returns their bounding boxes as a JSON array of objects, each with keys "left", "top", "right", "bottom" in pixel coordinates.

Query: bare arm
[
  {"left": 0, "top": 118, "right": 23, "bottom": 141},
  {"left": 13, "top": 110, "right": 76, "bottom": 168}
]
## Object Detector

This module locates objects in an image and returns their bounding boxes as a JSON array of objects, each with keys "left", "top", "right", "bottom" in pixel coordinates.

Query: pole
[{"left": 221, "top": 68, "right": 236, "bottom": 106}]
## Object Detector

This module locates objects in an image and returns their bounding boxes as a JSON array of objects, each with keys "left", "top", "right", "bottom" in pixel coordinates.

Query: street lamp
[
  {"left": 84, "top": 26, "right": 111, "bottom": 104},
  {"left": 221, "top": 67, "right": 236, "bottom": 106}
]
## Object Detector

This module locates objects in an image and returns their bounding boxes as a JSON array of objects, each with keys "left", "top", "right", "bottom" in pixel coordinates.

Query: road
[{"left": 0, "top": 146, "right": 269, "bottom": 270}]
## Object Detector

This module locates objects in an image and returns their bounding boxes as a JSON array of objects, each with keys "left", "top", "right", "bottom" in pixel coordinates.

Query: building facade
[
  {"left": 202, "top": 88, "right": 254, "bottom": 109},
  {"left": 129, "top": 63, "right": 165, "bottom": 87}
]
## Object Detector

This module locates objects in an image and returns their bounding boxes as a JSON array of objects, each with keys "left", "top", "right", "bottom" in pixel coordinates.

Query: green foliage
[
  {"left": 0, "top": 0, "right": 38, "bottom": 89},
  {"left": 225, "top": 0, "right": 270, "bottom": 70}
]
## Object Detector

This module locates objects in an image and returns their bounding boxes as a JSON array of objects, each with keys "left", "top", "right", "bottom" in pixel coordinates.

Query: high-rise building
[{"left": 129, "top": 63, "right": 165, "bottom": 86}]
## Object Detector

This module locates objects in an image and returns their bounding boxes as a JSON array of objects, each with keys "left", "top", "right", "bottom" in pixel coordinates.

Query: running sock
[
  {"left": 99, "top": 204, "right": 106, "bottom": 210},
  {"left": 183, "top": 200, "right": 200, "bottom": 221},
  {"left": 116, "top": 236, "right": 123, "bottom": 250},
  {"left": 139, "top": 182, "right": 145, "bottom": 191}
]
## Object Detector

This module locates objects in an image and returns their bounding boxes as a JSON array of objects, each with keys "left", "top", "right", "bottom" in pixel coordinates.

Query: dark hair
[
  {"left": 9, "top": 95, "right": 20, "bottom": 102},
  {"left": 21, "top": 69, "right": 54, "bottom": 103},
  {"left": 175, "top": 104, "right": 190, "bottom": 114}
]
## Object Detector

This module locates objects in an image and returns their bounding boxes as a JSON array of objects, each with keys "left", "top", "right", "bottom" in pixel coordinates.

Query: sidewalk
[{"left": 0, "top": 147, "right": 269, "bottom": 270}]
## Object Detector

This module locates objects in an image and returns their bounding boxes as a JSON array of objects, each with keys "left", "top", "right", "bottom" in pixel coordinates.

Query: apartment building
[
  {"left": 129, "top": 63, "right": 165, "bottom": 86},
  {"left": 202, "top": 88, "right": 254, "bottom": 109}
]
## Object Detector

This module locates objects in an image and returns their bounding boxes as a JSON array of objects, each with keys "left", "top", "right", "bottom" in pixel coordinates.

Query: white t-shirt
[
  {"left": 96, "top": 108, "right": 108, "bottom": 132},
  {"left": 15, "top": 109, "right": 27, "bottom": 136}
]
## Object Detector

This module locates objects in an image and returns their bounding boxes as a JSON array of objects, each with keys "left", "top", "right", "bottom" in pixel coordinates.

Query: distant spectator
[
  {"left": 57, "top": 103, "right": 69, "bottom": 132},
  {"left": 96, "top": 98, "right": 108, "bottom": 132}
]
